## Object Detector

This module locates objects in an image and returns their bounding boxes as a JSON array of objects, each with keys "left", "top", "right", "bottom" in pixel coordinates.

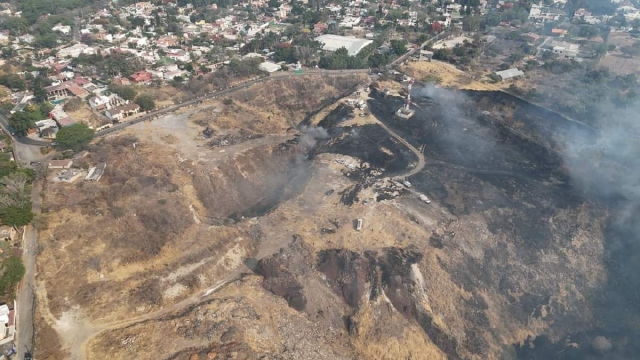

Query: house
[
  {"left": 57, "top": 43, "right": 95, "bottom": 58},
  {"left": 52, "top": 24, "right": 72, "bottom": 35},
  {"left": 48, "top": 159, "right": 73, "bottom": 169},
  {"left": 112, "top": 77, "right": 131, "bottom": 86},
  {"left": 315, "top": 34, "right": 374, "bottom": 56},
  {"left": 40, "top": 127, "right": 58, "bottom": 139},
  {"left": 522, "top": 32, "right": 541, "bottom": 43},
  {"left": 496, "top": 68, "right": 525, "bottom": 81},
  {"left": 88, "top": 95, "right": 123, "bottom": 111},
  {"left": 258, "top": 61, "right": 281, "bottom": 73},
  {"left": 105, "top": 103, "right": 140, "bottom": 122},
  {"left": 45, "top": 81, "right": 90, "bottom": 101},
  {"left": 130, "top": 70, "right": 153, "bottom": 85},
  {"left": 551, "top": 41, "right": 579, "bottom": 58},
  {"left": 339, "top": 16, "right": 360, "bottom": 28},
  {"left": 163, "top": 69, "right": 184, "bottom": 81},
  {"left": 0, "top": 226, "right": 16, "bottom": 241},
  {"left": 85, "top": 163, "right": 106, "bottom": 182},
  {"left": 54, "top": 169, "right": 83, "bottom": 183},
  {"left": 165, "top": 49, "right": 190, "bottom": 62},
  {"left": 49, "top": 105, "right": 74, "bottom": 127},
  {"left": 551, "top": 28, "right": 568, "bottom": 36},
  {"left": 35, "top": 119, "right": 59, "bottom": 139},
  {"left": 0, "top": 302, "right": 16, "bottom": 346},
  {"left": 419, "top": 50, "right": 434, "bottom": 61},
  {"left": 313, "top": 22, "right": 329, "bottom": 34}
]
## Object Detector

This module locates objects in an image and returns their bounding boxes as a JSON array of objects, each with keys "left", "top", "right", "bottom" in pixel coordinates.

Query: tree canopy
[
  {"left": 135, "top": 94, "right": 156, "bottom": 112},
  {"left": 0, "top": 257, "right": 25, "bottom": 296},
  {"left": 109, "top": 85, "right": 138, "bottom": 101},
  {"left": 55, "top": 123, "right": 95, "bottom": 152},
  {"left": 8, "top": 104, "right": 50, "bottom": 136},
  {"left": 390, "top": 40, "right": 407, "bottom": 56},
  {"left": 0, "top": 205, "right": 33, "bottom": 229}
]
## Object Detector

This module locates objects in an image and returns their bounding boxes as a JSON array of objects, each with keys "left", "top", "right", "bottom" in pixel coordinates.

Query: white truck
[
  {"left": 402, "top": 180, "right": 412, "bottom": 188},
  {"left": 419, "top": 194, "right": 431, "bottom": 204}
]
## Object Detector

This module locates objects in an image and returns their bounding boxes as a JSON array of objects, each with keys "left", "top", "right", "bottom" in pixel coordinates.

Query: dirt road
[
  {"left": 16, "top": 182, "right": 41, "bottom": 359},
  {"left": 374, "top": 118, "right": 425, "bottom": 179},
  {"left": 96, "top": 69, "right": 368, "bottom": 138}
]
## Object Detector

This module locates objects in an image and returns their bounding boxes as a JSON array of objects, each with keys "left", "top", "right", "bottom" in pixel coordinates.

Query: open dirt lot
[
  {"left": 598, "top": 32, "right": 640, "bottom": 75},
  {"left": 401, "top": 60, "right": 515, "bottom": 91}
]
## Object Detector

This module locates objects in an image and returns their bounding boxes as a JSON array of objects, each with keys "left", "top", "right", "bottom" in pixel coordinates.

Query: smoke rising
[
  {"left": 299, "top": 125, "right": 329, "bottom": 149},
  {"left": 410, "top": 82, "right": 640, "bottom": 357}
]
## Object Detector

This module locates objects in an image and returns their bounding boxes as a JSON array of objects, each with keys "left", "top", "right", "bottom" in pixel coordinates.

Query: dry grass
[
  {"left": 140, "top": 85, "right": 185, "bottom": 108},
  {"left": 402, "top": 61, "right": 512, "bottom": 91},
  {"left": 351, "top": 301, "right": 447, "bottom": 360},
  {"left": 65, "top": 102, "right": 105, "bottom": 128},
  {"left": 599, "top": 32, "right": 640, "bottom": 74}
]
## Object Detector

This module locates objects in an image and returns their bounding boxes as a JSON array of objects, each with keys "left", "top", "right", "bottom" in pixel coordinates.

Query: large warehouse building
[{"left": 315, "top": 35, "right": 374, "bottom": 56}]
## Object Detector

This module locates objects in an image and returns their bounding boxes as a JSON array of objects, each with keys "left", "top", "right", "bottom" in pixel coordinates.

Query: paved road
[
  {"left": 0, "top": 112, "right": 52, "bottom": 147},
  {"left": 96, "top": 69, "right": 369, "bottom": 137},
  {"left": 16, "top": 183, "right": 40, "bottom": 360},
  {"left": 0, "top": 115, "right": 50, "bottom": 359}
]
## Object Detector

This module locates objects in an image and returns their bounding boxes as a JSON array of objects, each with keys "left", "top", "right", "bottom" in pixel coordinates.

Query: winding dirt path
[
  {"left": 374, "top": 119, "right": 425, "bottom": 179},
  {"left": 72, "top": 274, "right": 242, "bottom": 359}
]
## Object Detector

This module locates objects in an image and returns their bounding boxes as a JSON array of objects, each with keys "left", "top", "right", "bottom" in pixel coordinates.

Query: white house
[
  {"left": 315, "top": 34, "right": 374, "bottom": 56},
  {"left": 339, "top": 16, "right": 361, "bottom": 28},
  {"left": 0, "top": 302, "right": 16, "bottom": 346},
  {"left": 165, "top": 49, "right": 190, "bottom": 62},
  {"left": 57, "top": 43, "right": 95, "bottom": 58},
  {"left": 52, "top": 24, "right": 72, "bottom": 35},
  {"left": 105, "top": 103, "right": 140, "bottom": 121},
  {"left": 259, "top": 61, "right": 281, "bottom": 73}
]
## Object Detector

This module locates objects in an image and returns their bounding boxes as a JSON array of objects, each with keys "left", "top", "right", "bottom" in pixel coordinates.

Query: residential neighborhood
[{"left": 0, "top": 0, "right": 635, "bottom": 139}]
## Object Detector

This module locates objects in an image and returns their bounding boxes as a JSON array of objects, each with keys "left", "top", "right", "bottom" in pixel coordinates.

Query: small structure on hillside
[
  {"left": 48, "top": 159, "right": 73, "bottom": 169},
  {"left": 419, "top": 50, "right": 434, "bottom": 61},
  {"left": 0, "top": 302, "right": 16, "bottom": 346},
  {"left": 85, "top": 163, "right": 106, "bottom": 182},
  {"left": 495, "top": 68, "right": 525, "bottom": 81},
  {"left": 54, "top": 169, "right": 83, "bottom": 183}
]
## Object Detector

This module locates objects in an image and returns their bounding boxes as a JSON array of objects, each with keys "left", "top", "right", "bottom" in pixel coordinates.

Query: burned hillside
[{"left": 33, "top": 75, "right": 633, "bottom": 360}]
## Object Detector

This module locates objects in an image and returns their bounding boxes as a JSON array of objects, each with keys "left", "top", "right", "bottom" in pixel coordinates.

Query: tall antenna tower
[{"left": 396, "top": 77, "right": 415, "bottom": 120}]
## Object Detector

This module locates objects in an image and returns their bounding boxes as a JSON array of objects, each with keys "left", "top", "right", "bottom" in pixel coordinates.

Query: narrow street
[
  {"left": 7, "top": 139, "right": 48, "bottom": 359},
  {"left": 16, "top": 183, "right": 40, "bottom": 360}
]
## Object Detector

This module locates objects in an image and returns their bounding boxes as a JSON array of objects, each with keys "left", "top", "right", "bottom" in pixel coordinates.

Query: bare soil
[{"left": 33, "top": 73, "right": 618, "bottom": 360}]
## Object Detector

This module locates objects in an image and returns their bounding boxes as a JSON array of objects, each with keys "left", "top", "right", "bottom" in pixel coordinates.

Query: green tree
[
  {"left": 135, "top": 94, "right": 156, "bottom": 112},
  {"left": 0, "top": 257, "right": 25, "bottom": 295},
  {"left": 509, "top": 53, "right": 524, "bottom": 64},
  {"left": 463, "top": 16, "right": 481, "bottom": 31},
  {"left": 55, "top": 123, "right": 95, "bottom": 152},
  {"left": 109, "top": 85, "right": 138, "bottom": 101},
  {"left": 390, "top": 40, "right": 407, "bottom": 55},
  {"left": 8, "top": 113, "right": 33, "bottom": 136},
  {"left": 0, "top": 205, "right": 33, "bottom": 230}
]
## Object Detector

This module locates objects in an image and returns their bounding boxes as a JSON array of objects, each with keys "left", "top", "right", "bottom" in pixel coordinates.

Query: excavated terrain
[{"left": 34, "top": 75, "right": 635, "bottom": 360}]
